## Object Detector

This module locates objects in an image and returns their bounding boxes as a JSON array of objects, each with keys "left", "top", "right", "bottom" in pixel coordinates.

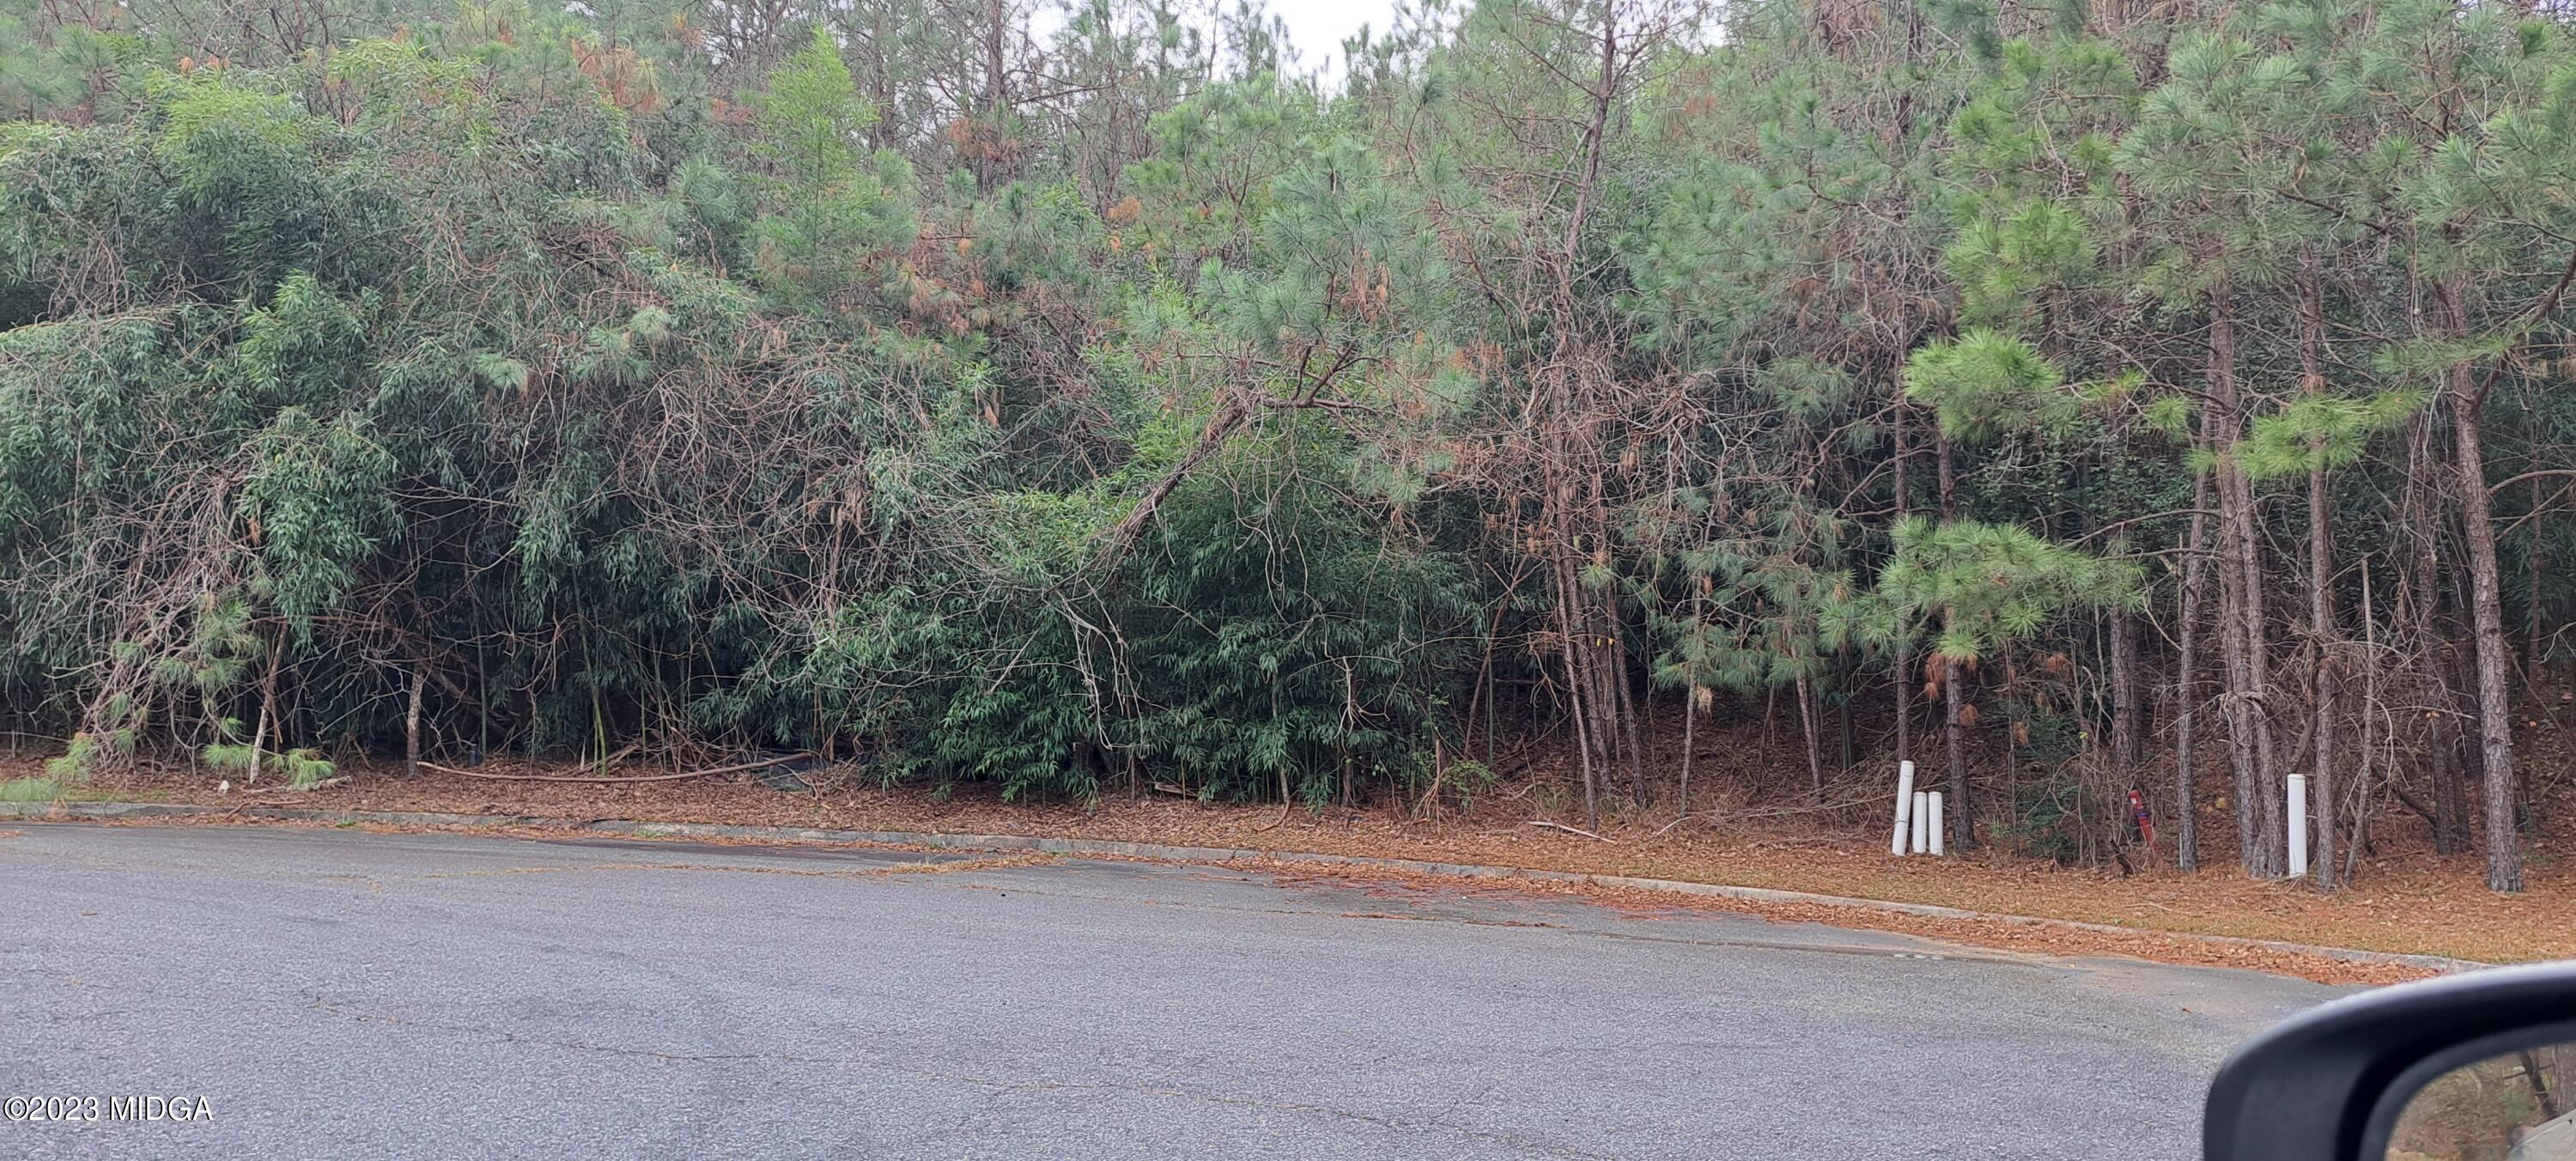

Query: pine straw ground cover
[{"left": 11, "top": 752, "right": 2571, "bottom": 982}]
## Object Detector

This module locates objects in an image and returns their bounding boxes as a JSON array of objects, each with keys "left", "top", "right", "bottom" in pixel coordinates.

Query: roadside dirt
[
  {"left": 9, "top": 750, "right": 2567, "bottom": 978},
  {"left": 1236, "top": 860, "right": 2439, "bottom": 987}
]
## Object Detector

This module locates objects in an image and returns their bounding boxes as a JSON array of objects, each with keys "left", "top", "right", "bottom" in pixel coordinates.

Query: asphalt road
[{"left": 2, "top": 823, "right": 2343, "bottom": 1159}]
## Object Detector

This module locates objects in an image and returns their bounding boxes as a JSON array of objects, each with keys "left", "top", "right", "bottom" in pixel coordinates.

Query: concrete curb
[{"left": 3, "top": 799, "right": 2490, "bottom": 975}]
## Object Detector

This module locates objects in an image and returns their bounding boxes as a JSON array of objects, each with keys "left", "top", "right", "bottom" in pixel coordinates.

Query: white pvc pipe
[
  {"left": 1890, "top": 760, "right": 1917, "bottom": 856},
  {"left": 1929, "top": 792, "right": 1947, "bottom": 857},
  {"left": 2287, "top": 774, "right": 2309, "bottom": 878},
  {"left": 1910, "top": 792, "right": 1930, "bottom": 854}
]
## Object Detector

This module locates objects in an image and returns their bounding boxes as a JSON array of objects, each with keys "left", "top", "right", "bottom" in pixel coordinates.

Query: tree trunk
[
  {"left": 250, "top": 631, "right": 283, "bottom": 787},
  {"left": 2208, "top": 279, "right": 2282, "bottom": 877},
  {"left": 2530, "top": 475, "right": 2548, "bottom": 677},
  {"left": 2406, "top": 413, "right": 2470, "bottom": 855},
  {"left": 2402, "top": 260, "right": 2470, "bottom": 857},
  {"left": 1896, "top": 637, "right": 1916, "bottom": 765},
  {"left": 246, "top": 698, "right": 269, "bottom": 788},
  {"left": 2301, "top": 258, "right": 2338, "bottom": 891},
  {"left": 1537, "top": 3, "right": 1625, "bottom": 837},
  {"left": 2111, "top": 611, "right": 2140, "bottom": 786},
  {"left": 2352, "top": 560, "right": 2384, "bottom": 887},
  {"left": 1798, "top": 674, "right": 1823, "bottom": 798},
  {"left": 2175, "top": 473, "right": 2212, "bottom": 871},
  {"left": 1557, "top": 558, "right": 1601, "bottom": 835},
  {"left": 2233, "top": 482, "right": 2285, "bottom": 875},
  {"left": 2452, "top": 398, "right": 2524, "bottom": 891},
  {"left": 1583, "top": 590, "right": 1623, "bottom": 802},
  {"left": 1679, "top": 686, "right": 1698, "bottom": 813},
  {"left": 1936, "top": 428, "right": 1970, "bottom": 852},
  {"left": 2434, "top": 267, "right": 2522, "bottom": 892},
  {"left": 1943, "top": 647, "right": 1969, "bottom": 852},
  {"left": 1893, "top": 416, "right": 1914, "bottom": 764},
  {"left": 2310, "top": 455, "right": 2337, "bottom": 891},
  {"left": 2432, "top": 690, "right": 2467, "bottom": 854},
  {"left": 1617, "top": 635, "right": 1647, "bottom": 806},
  {"left": 406, "top": 666, "right": 425, "bottom": 779}
]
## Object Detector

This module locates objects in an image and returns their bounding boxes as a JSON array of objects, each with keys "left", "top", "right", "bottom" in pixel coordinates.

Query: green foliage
[
  {"left": 240, "top": 408, "right": 398, "bottom": 635},
  {"left": 1943, "top": 199, "right": 2097, "bottom": 324},
  {"left": 0, "top": 0, "right": 2569, "bottom": 827},
  {"left": 151, "top": 596, "right": 263, "bottom": 699},
  {"left": 746, "top": 28, "right": 915, "bottom": 306},
  {"left": 0, "top": 775, "right": 63, "bottom": 802},
  {"left": 1903, "top": 329, "right": 2077, "bottom": 441},
  {"left": 2238, "top": 390, "right": 2421, "bottom": 480},
  {"left": 2002, "top": 763, "right": 2103, "bottom": 864},
  {"left": 1876, "top": 518, "right": 2140, "bottom": 664},
  {"left": 43, "top": 731, "right": 120, "bottom": 782},
  {"left": 1113, "top": 434, "right": 1473, "bottom": 801},
  {"left": 154, "top": 76, "right": 315, "bottom": 202},
  {"left": 203, "top": 742, "right": 336, "bottom": 787},
  {"left": 223, "top": 273, "right": 369, "bottom": 422}
]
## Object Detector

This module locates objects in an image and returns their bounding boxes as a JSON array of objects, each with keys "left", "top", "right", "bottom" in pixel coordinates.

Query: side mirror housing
[{"left": 2204, "top": 961, "right": 2576, "bottom": 1161}]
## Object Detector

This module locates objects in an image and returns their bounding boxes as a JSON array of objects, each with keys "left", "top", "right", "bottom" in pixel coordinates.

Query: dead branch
[
  {"left": 417, "top": 752, "right": 811, "bottom": 784},
  {"left": 1527, "top": 819, "right": 1609, "bottom": 842}
]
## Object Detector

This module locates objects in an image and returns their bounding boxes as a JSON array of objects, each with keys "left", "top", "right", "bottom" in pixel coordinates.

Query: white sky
[
  {"left": 1264, "top": 0, "right": 1405, "bottom": 75},
  {"left": 1030, "top": 0, "right": 1407, "bottom": 82}
]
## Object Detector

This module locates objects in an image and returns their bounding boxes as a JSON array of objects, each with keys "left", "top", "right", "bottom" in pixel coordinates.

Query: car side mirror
[{"left": 2204, "top": 961, "right": 2576, "bottom": 1160}]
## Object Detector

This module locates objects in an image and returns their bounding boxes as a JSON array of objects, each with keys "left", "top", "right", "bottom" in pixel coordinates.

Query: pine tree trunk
[
  {"left": 2176, "top": 473, "right": 2211, "bottom": 871},
  {"left": 1531, "top": 4, "right": 1625, "bottom": 838},
  {"left": 2111, "top": 611, "right": 2140, "bottom": 786},
  {"left": 2357, "top": 562, "right": 2384, "bottom": 886},
  {"left": 2302, "top": 258, "right": 2337, "bottom": 891},
  {"left": 1679, "top": 687, "right": 1698, "bottom": 813},
  {"left": 2406, "top": 411, "right": 2469, "bottom": 854},
  {"left": 406, "top": 666, "right": 425, "bottom": 779},
  {"left": 1583, "top": 598, "right": 1622, "bottom": 796},
  {"left": 1798, "top": 675, "right": 1822, "bottom": 798},
  {"left": 1895, "top": 640, "right": 1916, "bottom": 764},
  {"left": 247, "top": 699, "right": 269, "bottom": 788},
  {"left": 2401, "top": 259, "right": 2469, "bottom": 856},
  {"left": 2208, "top": 280, "right": 2281, "bottom": 877},
  {"left": 1936, "top": 427, "right": 1969, "bottom": 852},
  {"left": 2452, "top": 398, "right": 2524, "bottom": 891},
  {"left": 2432, "top": 693, "right": 2467, "bottom": 854},
  {"left": 2530, "top": 476, "right": 2548, "bottom": 676},
  {"left": 1558, "top": 563, "right": 1601, "bottom": 835},
  {"left": 1893, "top": 412, "right": 1913, "bottom": 763},
  {"left": 1617, "top": 632, "right": 1646, "bottom": 806},
  {"left": 250, "top": 633, "right": 283, "bottom": 787},
  {"left": 2310, "top": 458, "right": 2337, "bottom": 889},
  {"left": 1944, "top": 648, "right": 1969, "bottom": 852},
  {"left": 2233, "top": 465, "right": 2284, "bottom": 876},
  {"left": 2433, "top": 266, "right": 2521, "bottom": 891}
]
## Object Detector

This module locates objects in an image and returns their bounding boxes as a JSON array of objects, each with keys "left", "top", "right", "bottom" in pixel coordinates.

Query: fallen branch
[
  {"left": 417, "top": 752, "right": 811, "bottom": 785},
  {"left": 1527, "top": 820, "right": 1609, "bottom": 842},
  {"left": 1081, "top": 396, "right": 1252, "bottom": 578}
]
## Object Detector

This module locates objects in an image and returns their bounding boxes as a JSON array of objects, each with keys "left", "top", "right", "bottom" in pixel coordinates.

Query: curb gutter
[{"left": 3, "top": 799, "right": 2489, "bottom": 976}]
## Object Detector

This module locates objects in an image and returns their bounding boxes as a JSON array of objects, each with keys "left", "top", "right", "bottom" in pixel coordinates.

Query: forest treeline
[{"left": 1, "top": 0, "right": 2569, "bottom": 890}]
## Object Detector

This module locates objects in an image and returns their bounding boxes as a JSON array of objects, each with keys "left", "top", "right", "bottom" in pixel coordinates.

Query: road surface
[{"left": 2, "top": 823, "right": 2342, "bottom": 1158}]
